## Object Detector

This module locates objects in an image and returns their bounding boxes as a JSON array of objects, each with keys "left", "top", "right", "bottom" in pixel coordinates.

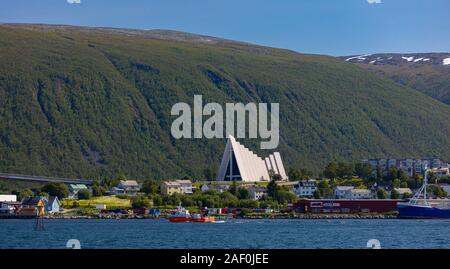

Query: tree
[
  {"left": 392, "top": 178, "right": 401, "bottom": 188},
  {"left": 324, "top": 162, "right": 338, "bottom": 179},
  {"left": 337, "top": 162, "right": 354, "bottom": 179},
  {"left": 386, "top": 167, "right": 398, "bottom": 182},
  {"left": 41, "top": 182, "right": 69, "bottom": 199},
  {"left": 313, "top": 190, "right": 321, "bottom": 199},
  {"left": 275, "top": 190, "right": 297, "bottom": 204},
  {"left": 131, "top": 195, "right": 151, "bottom": 209},
  {"left": 267, "top": 179, "right": 278, "bottom": 198},
  {"left": 18, "top": 189, "right": 34, "bottom": 200},
  {"left": 317, "top": 180, "right": 333, "bottom": 198},
  {"left": 92, "top": 185, "right": 106, "bottom": 197},
  {"left": 203, "top": 167, "right": 216, "bottom": 181},
  {"left": 377, "top": 189, "right": 387, "bottom": 199},
  {"left": 229, "top": 180, "right": 238, "bottom": 196},
  {"left": 237, "top": 188, "right": 249, "bottom": 199},
  {"left": 77, "top": 189, "right": 91, "bottom": 200},
  {"left": 376, "top": 165, "right": 383, "bottom": 183},
  {"left": 397, "top": 169, "right": 409, "bottom": 182},
  {"left": 142, "top": 179, "right": 159, "bottom": 195},
  {"left": 355, "top": 163, "right": 372, "bottom": 179},
  {"left": 288, "top": 168, "right": 302, "bottom": 181},
  {"left": 390, "top": 189, "right": 400, "bottom": 199}
]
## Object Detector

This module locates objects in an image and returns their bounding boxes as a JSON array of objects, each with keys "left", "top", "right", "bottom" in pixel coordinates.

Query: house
[
  {"left": 201, "top": 183, "right": 230, "bottom": 193},
  {"left": 109, "top": 186, "right": 125, "bottom": 195},
  {"left": 19, "top": 197, "right": 46, "bottom": 217},
  {"left": 334, "top": 186, "right": 354, "bottom": 199},
  {"left": 248, "top": 186, "right": 267, "bottom": 200},
  {"left": 0, "top": 195, "right": 17, "bottom": 202},
  {"left": 176, "top": 180, "right": 193, "bottom": 195},
  {"left": 161, "top": 181, "right": 182, "bottom": 195},
  {"left": 394, "top": 188, "right": 413, "bottom": 196},
  {"left": 69, "top": 184, "right": 88, "bottom": 199},
  {"left": 348, "top": 189, "right": 372, "bottom": 199},
  {"left": 0, "top": 201, "right": 21, "bottom": 215},
  {"left": 161, "top": 180, "right": 194, "bottom": 195},
  {"left": 430, "top": 167, "right": 450, "bottom": 179},
  {"left": 45, "top": 196, "right": 61, "bottom": 214},
  {"left": 293, "top": 180, "right": 318, "bottom": 197},
  {"left": 334, "top": 186, "right": 372, "bottom": 199},
  {"left": 118, "top": 180, "right": 140, "bottom": 196}
]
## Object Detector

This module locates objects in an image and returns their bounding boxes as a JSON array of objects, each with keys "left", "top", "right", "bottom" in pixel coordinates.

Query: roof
[
  {"left": 350, "top": 189, "right": 371, "bottom": 193},
  {"left": 394, "top": 188, "right": 413, "bottom": 194},
  {"left": 48, "top": 196, "right": 60, "bottom": 205},
  {"left": 248, "top": 186, "right": 267, "bottom": 192},
  {"left": 335, "top": 186, "right": 355, "bottom": 191},
  {"left": 216, "top": 135, "right": 288, "bottom": 182},
  {"left": 69, "top": 184, "right": 88, "bottom": 190},
  {"left": 176, "top": 180, "right": 192, "bottom": 184},
  {"left": 119, "top": 180, "right": 139, "bottom": 187},
  {"left": 202, "top": 184, "right": 229, "bottom": 190},
  {"left": 164, "top": 181, "right": 181, "bottom": 187},
  {"left": 21, "top": 196, "right": 45, "bottom": 206}
]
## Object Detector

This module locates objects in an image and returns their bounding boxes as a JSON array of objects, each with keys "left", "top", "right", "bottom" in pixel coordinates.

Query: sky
[{"left": 0, "top": 0, "right": 449, "bottom": 56}]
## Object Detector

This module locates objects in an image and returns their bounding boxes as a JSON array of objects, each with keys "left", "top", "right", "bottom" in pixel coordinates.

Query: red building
[{"left": 293, "top": 199, "right": 401, "bottom": 213}]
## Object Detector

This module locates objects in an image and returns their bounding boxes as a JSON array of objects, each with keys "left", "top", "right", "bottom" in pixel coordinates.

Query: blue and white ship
[{"left": 397, "top": 168, "right": 450, "bottom": 219}]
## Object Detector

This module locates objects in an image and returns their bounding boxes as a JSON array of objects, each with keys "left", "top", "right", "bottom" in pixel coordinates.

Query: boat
[
  {"left": 397, "top": 167, "right": 450, "bottom": 219},
  {"left": 190, "top": 213, "right": 216, "bottom": 223},
  {"left": 168, "top": 205, "right": 191, "bottom": 222},
  {"left": 168, "top": 204, "right": 216, "bottom": 223}
]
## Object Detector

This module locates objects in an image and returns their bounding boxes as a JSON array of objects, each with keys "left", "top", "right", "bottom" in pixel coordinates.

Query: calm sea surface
[{"left": 1, "top": 219, "right": 449, "bottom": 249}]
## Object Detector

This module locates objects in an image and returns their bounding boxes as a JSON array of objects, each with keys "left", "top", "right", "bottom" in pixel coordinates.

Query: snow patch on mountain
[
  {"left": 402, "top": 56, "right": 414, "bottom": 62},
  {"left": 346, "top": 54, "right": 371, "bottom": 62},
  {"left": 443, "top": 58, "right": 450, "bottom": 65}
]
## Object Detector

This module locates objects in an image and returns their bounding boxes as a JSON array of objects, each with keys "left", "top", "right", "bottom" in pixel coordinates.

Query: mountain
[
  {"left": 340, "top": 53, "right": 450, "bottom": 105},
  {"left": 1, "top": 24, "right": 450, "bottom": 180}
]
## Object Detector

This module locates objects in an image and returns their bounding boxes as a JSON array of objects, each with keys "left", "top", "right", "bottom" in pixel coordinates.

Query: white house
[
  {"left": 348, "top": 189, "right": 372, "bottom": 199},
  {"left": 334, "top": 186, "right": 354, "bottom": 199},
  {"left": 0, "top": 195, "right": 17, "bottom": 202},
  {"left": 293, "top": 180, "right": 318, "bottom": 197},
  {"left": 201, "top": 184, "right": 230, "bottom": 193},
  {"left": 334, "top": 186, "right": 372, "bottom": 199},
  {"left": 248, "top": 186, "right": 267, "bottom": 200},
  {"left": 176, "top": 180, "right": 193, "bottom": 195}
]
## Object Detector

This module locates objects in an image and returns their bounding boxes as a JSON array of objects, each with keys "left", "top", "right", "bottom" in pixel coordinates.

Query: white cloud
[
  {"left": 67, "top": 0, "right": 81, "bottom": 4},
  {"left": 367, "top": 0, "right": 382, "bottom": 4}
]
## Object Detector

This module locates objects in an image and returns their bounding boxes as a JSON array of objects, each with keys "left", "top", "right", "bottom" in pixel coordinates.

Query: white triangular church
[{"left": 216, "top": 135, "right": 288, "bottom": 182}]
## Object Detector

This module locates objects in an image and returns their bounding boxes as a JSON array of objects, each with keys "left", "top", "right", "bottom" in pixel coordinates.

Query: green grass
[{"left": 61, "top": 196, "right": 131, "bottom": 209}]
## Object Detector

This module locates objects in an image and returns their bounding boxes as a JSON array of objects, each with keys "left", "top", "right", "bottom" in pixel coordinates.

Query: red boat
[
  {"left": 168, "top": 206, "right": 191, "bottom": 222},
  {"left": 168, "top": 205, "right": 216, "bottom": 223}
]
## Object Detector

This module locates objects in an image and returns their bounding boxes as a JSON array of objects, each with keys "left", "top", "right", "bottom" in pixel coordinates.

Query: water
[{"left": 1, "top": 219, "right": 450, "bottom": 249}]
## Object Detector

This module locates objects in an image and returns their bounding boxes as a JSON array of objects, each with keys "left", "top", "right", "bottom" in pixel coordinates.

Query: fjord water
[{"left": 0, "top": 219, "right": 449, "bottom": 249}]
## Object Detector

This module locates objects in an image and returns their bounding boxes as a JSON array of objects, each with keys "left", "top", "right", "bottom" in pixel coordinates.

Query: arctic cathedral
[{"left": 216, "top": 135, "right": 288, "bottom": 182}]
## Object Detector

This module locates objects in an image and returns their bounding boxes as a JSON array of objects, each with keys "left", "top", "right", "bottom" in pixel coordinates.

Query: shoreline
[{"left": 0, "top": 213, "right": 398, "bottom": 220}]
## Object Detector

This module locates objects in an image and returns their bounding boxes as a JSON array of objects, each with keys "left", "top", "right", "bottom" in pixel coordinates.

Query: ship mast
[{"left": 409, "top": 167, "right": 430, "bottom": 206}]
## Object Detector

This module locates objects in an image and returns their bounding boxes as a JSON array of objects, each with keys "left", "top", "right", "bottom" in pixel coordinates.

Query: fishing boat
[
  {"left": 168, "top": 205, "right": 191, "bottom": 222},
  {"left": 397, "top": 168, "right": 450, "bottom": 219},
  {"left": 168, "top": 204, "right": 216, "bottom": 223},
  {"left": 190, "top": 213, "right": 216, "bottom": 223}
]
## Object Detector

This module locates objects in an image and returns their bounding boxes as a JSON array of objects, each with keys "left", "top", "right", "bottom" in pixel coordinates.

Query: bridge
[{"left": 0, "top": 173, "right": 93, "bottom": 185}]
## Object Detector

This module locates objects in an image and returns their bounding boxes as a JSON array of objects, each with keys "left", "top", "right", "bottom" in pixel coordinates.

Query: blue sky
[{"left": 0, "top": 0, "right": 449, "bottom": 56}]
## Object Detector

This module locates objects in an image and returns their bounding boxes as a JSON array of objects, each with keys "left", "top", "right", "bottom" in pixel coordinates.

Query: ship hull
[
  {"left": 397, "top": 204, "right": 450, "bottom": 219},
  {"left": 168, "top": 217, "right": 190, "bottom": 222}
]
